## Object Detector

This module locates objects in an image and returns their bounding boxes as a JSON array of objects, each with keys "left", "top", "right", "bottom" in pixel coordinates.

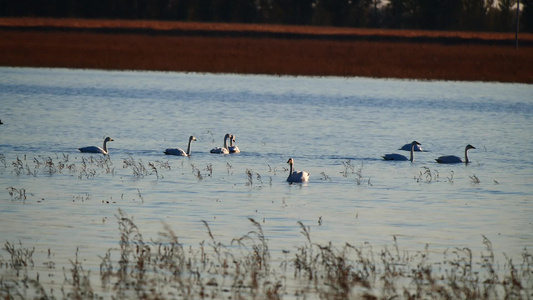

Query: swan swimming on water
[
  {"left": 79, "top": 137, "right": 114, "bottom": 155},
  {"left": 399, "top": 143, "right": 423, "bottom": 152},
  {"left": 436, "top": 144, "right": 476, "bottom": 164},
  {"left": 164, "top": 136, "right": 196, "bottom": 156},
  {"left": 228, "top": 134, "right": 240, "bottom": 153},
  {"left": 286, "top": 158, "right": 310, "bottom": 183},
  {"left": 210, "top": 133, "right": 231, "bottom": 154},
  {"left": 383, "top": 141, "right": 421, "bottom": 162}
]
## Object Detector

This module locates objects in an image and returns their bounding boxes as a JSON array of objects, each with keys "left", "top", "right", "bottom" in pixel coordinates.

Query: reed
[{"left": 0, "top": 210, "right": 531, "bottom": 299}]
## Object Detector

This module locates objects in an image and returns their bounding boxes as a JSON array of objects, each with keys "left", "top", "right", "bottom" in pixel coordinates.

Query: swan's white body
[
  {"left": 164, "top": 136, "right": 196, "bottom": 156},
  {"left": 228, "top": 135, "right": 240, "bottom": 153},
  {"left": 399, "top": 143, "right": 423, "bottom": 152},
  {"left": 287, "top": 158, "right": 310, "bottom": 183},
  {"left": 79, "top": 137, "right": 114, "bottom": 155},
  {"left": 383, "top": 141, "right": 421, "bottom": 162},
  {"left": 436, "top": 144, "right": 476, "bottom": 164},
  {"left": 210, "top": 134, "right": 230, "bottom": 154}
]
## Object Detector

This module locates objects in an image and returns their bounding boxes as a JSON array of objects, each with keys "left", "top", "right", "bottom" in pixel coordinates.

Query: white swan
[
  {"left": 228, "top": 134, "right": 240, "bottom": 153},
  {"left": 399, "top": 143, "right": 423, "bottom": 152},
  {"left": 383, "top": 141, "right": 421, "bottom": 162},
  {"left": 287, "top": 158, "right": 310, "bottom": 183},
  {"left": 164, "top": 136, "right": 196, "bottom": 156},
  {"left": 79, "top": 137, "right": 114, "bottom": 155},
  {"left": 210, "top": 133, "right": 231, "bottom": 154},
  {"left": 436, "top": 144, "right": 476, "bottom": 164}
]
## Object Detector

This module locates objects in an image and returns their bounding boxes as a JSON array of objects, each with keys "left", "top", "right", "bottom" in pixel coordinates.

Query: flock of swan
[{"left": 78, "top": 136, "right": 476, "bottom": 183}]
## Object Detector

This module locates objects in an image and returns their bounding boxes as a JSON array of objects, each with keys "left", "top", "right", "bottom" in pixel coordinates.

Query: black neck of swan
[{"left": 186, "top": 138, "right": 193, "bottom": 155}]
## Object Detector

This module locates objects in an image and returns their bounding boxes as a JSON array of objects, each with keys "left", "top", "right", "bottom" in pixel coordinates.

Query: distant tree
[
  {"left": 462, "top": 0, "right": 487, "bottom": 30},
  {"left": 497, "top": 0, "right": 517, "bottom": 31},
  {"left": 522, "top": 0, "right": 533, "bottom": 31},
  {"left": 188, "top": 0, "right": 213, "bottom": 21}
]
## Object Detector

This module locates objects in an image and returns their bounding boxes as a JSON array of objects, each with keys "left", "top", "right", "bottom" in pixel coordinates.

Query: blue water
[{"left": 0, "top": 67, "right": 532, "bottom": 295}]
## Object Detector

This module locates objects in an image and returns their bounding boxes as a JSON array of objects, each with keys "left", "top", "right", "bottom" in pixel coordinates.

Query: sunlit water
[{"left": 1, "top": 67, "right": 532, "bottom": 295}]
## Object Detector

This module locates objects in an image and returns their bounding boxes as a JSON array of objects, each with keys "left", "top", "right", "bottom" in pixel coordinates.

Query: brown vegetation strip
[{"left": 1, "top": 18, "right": 532, "bottom": 83}]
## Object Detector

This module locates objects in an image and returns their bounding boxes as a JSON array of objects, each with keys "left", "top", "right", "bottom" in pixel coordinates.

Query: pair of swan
[
  {"left": 164, "top": 133, "right": 241, "bottom": 156},
  {"left": 210, "top": 133, "right": 240, "bottom": 154},
  {"left": 79, "top": 137, "right": 114, "bottom": 155},
  {"left": 383, "top": 141, "right": 476, "bottom": 164},
  {"left": 383, "top": 141, "right": 421, "bottom": 162}
]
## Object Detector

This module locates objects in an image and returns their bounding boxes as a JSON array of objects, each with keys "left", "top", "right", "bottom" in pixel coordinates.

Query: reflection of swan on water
[
  {"left": 164, "top": 136, "right": 196, "bottom": 156},
  {"left": 286, "top": 158, "right": 310, "bottom": 183},
  {"left": 383, "top": 141, "right": 421, "bottom": 162},
  {"left": 399, "top": 143, "right": 423, "bottom": 152},
  {"left": 210, "top": 133, "right": 231, "bottom": 154},
  {"left": 436, "top": 144, "right": 476, "bottom": 164},
  {"left": 79, "top": 137, "right": 114, "bottom": 155},
  {"left": 228, "top": 134, "right": 240, "bottom": 153}
]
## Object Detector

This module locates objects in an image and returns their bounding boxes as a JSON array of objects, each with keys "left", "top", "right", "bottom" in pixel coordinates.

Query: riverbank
[{"left": 1, "top": 18, "right": 532, "bottom": 83}]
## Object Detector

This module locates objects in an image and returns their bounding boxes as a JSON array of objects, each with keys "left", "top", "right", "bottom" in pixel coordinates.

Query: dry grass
[
  {"left": 1, "top": 210, "right": 531, "bottom": 299},
  {"left": 1, "top": 17, "right": 532, "bottom": 83}
]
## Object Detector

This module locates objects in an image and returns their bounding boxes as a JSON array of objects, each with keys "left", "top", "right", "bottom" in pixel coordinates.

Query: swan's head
[
  {"left": 287, "top": 158, "right": 294, "bottom": 164},
  {"left": 224, "top": 133, "right": 231, "bottom": 139},
  {"left": 190, "top": 136, "right": 197, "bottom": 142},
  {"left": 466, "top": 144, "right": 476, "bottom": 150},
  {"left": 411, "top": 141, "right": 421, "bottom": 146},
  {"left": 230, "top": 134, "right": 236, "bottom": 142},
  {"left": 105, "top": 137, "right": 114, "bottom": 142}
]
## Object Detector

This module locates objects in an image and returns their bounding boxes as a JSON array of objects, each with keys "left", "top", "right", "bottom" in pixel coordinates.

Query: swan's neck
[
  {"left": 186, "top": 139, "right": 192, "bottom": 155},
  {"left": 289, "top": 162, "right": 294, "bottom": 174},
  {"left": 102, "top": 140, "right": 108, "bottom": 153},
  {"left": 465, "top": 148, "right": 470, "bottom": 164},
  {"left": 223, "top": 136, "right": 229, "bottom": 149},
  {"left": 409, "top": 144, "right": 415, "bottom": 162}
]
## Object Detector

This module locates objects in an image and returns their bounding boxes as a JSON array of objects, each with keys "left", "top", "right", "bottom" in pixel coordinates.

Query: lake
[{"left": 0, "top": 67, "right": 532, "bottom": 298}]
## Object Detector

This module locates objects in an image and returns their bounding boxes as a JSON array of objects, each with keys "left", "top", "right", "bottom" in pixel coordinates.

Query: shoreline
[{"left": 1, "top": 18, "right": 532, "bottom": 83}]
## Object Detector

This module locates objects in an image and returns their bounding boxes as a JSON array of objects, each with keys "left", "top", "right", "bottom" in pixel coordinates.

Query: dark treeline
[{"left": 2, "top": 0, "right": 533, "bottom": 32}]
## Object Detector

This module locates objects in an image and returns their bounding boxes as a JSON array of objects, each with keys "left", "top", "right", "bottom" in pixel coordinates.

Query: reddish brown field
[{"left": 1, "top": 18, "right": 532, "bottom": 83}]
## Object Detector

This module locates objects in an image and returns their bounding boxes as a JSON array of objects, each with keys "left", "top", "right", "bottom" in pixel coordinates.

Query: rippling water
[{"left": 1, "top": 67, "right": 532, "bottom": 296}]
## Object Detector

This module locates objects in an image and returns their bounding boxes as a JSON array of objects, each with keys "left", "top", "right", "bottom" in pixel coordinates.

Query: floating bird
[
  {"left": 229, "top": 134, "right": 240, "bottom": 153},
  {"left": 399, "top": 143, "right": 423, "bottom": 152},
  {"left": 436, "top": 144, "right": 476, "bottom": 164},
  {"left": 286, "top": 158, "right": 310, "bottom": 183},
  {"left": 79, "top": 137, "right": 114, "bottom": 155},
  {"left": 383, "top": 141, "right": 421, "bottom": 162},
  {"left": 210, "top": 133, "right": 231, "bottom": 154},
  {"left": 164, "top": 136, "right": 196, "bottom": 156},
  {"left": 0, "top": 120, "right": 3, "bottom": 125}
]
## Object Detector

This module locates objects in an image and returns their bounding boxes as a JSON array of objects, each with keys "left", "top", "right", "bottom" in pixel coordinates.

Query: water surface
[{"left": 1, "top": 67, "right": 532, "bottom": 295}]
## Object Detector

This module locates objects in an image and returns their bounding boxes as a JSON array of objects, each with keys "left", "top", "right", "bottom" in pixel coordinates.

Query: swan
[
  {"left": 228, "top": 134, "right": 240, "bottom": 153},
  {"left": 436, "top": 144, "right": 476, "bottom": 164},
  {"left": 79, "top": 137, "right": 114, "bottom": 155},
  {"left": 286, "top": 158, "right": 310, "bottom": 183},
  {"left": 210, "top": 133, "right": 231, "bottom": 154},
  {"left": 164, "top": 136, "right": 196, "bottom": 156},
  {"left": 383, "top": 141, "right": 421, "bottom": 162},
  {"left": 0, "top": 120, "right": 3, "bottom": 125},
  {"left": 399, "top": 143, "right": 423, "bottom": 152}
]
